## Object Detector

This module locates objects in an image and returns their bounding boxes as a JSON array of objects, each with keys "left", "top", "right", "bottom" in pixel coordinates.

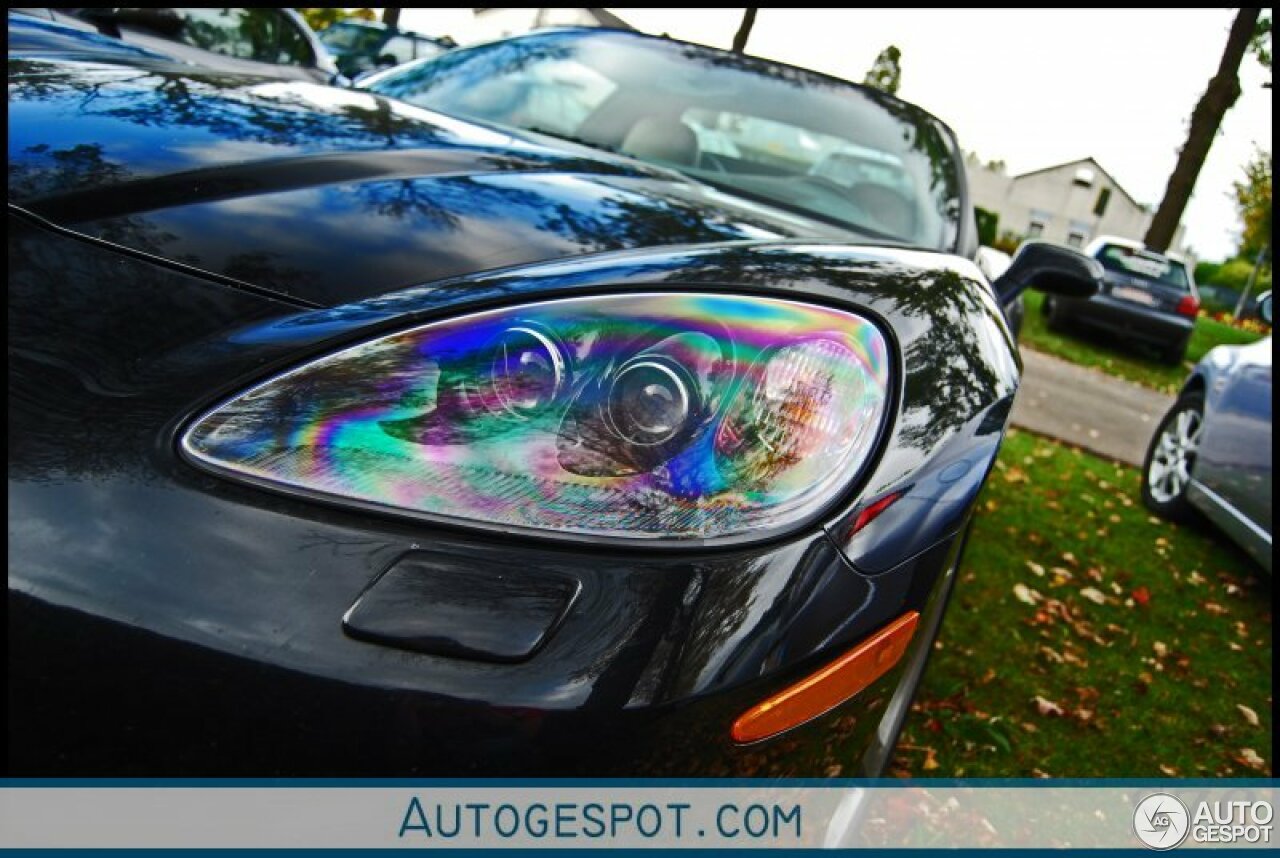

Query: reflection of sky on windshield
[{"left": 366, "top": 29, "right": 961, "bottom": 251}]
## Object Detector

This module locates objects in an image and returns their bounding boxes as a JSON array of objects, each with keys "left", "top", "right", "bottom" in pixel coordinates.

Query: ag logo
[{"left": 1134, "top": 793, "right": 1191, "bottom": 850}]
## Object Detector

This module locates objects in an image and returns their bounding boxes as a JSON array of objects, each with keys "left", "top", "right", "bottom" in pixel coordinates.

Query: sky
[{"left": 396, "top": 8, "right": 1272, "bottom": 262}]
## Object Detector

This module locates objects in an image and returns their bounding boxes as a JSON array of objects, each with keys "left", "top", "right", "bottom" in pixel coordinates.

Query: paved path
[{"left": 1010, "top": 348, "right": 1176, "bottom": 467}]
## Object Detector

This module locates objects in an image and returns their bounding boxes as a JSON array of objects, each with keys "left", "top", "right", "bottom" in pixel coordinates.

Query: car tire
[
  {"left": 1141, "top": 390, "right": 1204, "bottom": 522},
  {"left": 1160, "top": 341, "right": 1187, "bottom": 366},
  {"left": 1044, "top": 297, "right": 1070, "bottom": 332}
]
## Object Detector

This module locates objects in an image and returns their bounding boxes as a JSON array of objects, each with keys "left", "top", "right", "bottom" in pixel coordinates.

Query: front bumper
[{"left": 7, "top": 213, "right": 992, "bottom": 777}]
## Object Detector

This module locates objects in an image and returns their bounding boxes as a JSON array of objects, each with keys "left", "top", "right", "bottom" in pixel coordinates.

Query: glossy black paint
[
  {"left": 8, "top": 57, "right": 857, "bottom": 307},
  {"left": 8, "top": 51, "right": 1019, "bottom": 776}
]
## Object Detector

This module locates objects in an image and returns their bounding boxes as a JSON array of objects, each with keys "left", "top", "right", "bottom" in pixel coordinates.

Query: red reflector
[
  {"left": 1176, "top": 295, "right": 1200, "bottom": 318},
  {"left": 730, "top": 611, "right": 920, "bottom": 744},
  {"left": 849, "top": 490, "right": 903, "bottom": 537}
]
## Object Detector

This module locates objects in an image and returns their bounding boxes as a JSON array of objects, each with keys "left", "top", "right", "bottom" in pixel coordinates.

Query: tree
[
  {"left": 732, "top": 8, "right": 757, "bottom": 54},
  {"left": 1233, "top": 148, "right": 1272, "bottom": 261},
  {"left": 862, "top": 45, "right": 902, "bottom": 95},
  {"left": 382, "top": 7, "right": 401, "bottom": 29},
  {"left": 1143, "top": 8, "right": 1260, "bottom": 253},
  {"left": 296, "top": 8, "right": 375, "bottom": 33},
  {"left": 1250, "top": 10, "right": 1272, "bottom": 85}
]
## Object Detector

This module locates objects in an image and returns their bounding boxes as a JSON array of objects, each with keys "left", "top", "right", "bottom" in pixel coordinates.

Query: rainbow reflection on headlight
[{"left": 182, "top": 293, "right": 890, "bottom": 541}]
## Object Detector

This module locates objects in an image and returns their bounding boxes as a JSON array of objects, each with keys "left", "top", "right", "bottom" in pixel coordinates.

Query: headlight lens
[{"left": 183, "top": 293, "right": 890, "bottom": 541}]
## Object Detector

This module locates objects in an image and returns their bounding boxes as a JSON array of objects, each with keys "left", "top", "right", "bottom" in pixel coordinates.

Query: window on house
[
  {"left": 1093, "top": 186, "right": 1111, "bottom": 217},
  {"left": 1066, "top": 220, "right": 1090, "bottom": 248},
  {"left": 1027, "top": 209, "right": 1051, "bottom": 239}
]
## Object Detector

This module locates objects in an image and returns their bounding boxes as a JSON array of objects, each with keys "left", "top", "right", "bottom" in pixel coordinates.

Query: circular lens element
[
  {"left": 716, "top": 337, "right": 874, "bottom": 492},
  {"left": 608, "top": 359, "right": 694, "bottom": 445},
  {"left": 490, "top": 326, "right": 565, "bottom": 415}
]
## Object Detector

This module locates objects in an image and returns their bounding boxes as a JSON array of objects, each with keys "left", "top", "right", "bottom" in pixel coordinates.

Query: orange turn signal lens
[{"left": 730, "top": 611, "right": 920, "bottom": 744}]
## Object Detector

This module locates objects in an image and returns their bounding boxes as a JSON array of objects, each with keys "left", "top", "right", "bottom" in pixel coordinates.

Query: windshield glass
[
  {"left": 1096, "top": 243, "right": 1191, "bottom": 291},
  {"left": 365, "top": 30, "right": 963, "bottom": 250},
  {"left": 318, "top": 22, "right": 382, "bottom": 54}
]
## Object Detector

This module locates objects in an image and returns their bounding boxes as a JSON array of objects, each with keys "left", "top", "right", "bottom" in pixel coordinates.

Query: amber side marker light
[{"left": 730, "top": 611, "right": 920, "bottom": 744}]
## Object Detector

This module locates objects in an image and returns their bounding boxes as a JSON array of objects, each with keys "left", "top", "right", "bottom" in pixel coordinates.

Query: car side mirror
[
  {"left": 991, "top": 240, "right": 1102, "bottom": 306},
  {"left": 1258, "top": 290, "right": 1273, "bottom": 326}
]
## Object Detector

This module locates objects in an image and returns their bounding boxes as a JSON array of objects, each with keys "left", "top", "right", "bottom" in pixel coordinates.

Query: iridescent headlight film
[{"left": 183, "top": 293, "right": 890, "bottom": 541}]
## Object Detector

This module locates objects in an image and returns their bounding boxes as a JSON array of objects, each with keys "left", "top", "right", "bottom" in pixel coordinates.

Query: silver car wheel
[{"left": 1147, "top": 406, "right": 1202, "bottom": 503}]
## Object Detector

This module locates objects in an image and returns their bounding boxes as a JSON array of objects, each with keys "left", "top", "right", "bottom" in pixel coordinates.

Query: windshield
[
  {"left": 1096, "top": 243, "right": 1191, "bottom": 291},
  {"left": 364, "top": 30, "right": 963, "bottom": 250},
  {"left": 318, "top": 22, "right": 383, "bottom": 54}
]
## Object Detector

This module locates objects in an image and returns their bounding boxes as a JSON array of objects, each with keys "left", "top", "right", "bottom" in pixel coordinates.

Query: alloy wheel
[{"left": 1147, "top": 405, "right": 1202, "bottom": 503}]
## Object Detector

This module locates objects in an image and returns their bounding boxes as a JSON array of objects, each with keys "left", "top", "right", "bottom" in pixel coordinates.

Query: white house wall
[{"left": 967, "top": 158, "right": 1186, "bottom": 253}]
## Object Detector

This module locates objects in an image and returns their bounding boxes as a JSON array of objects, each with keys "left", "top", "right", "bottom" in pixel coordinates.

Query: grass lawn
[
  {"left": 891, "top": 428, "right": 1272, "bottom": 778},
  {"left": 1020, "top": 289, "right": 1265, "bottom": 395}
]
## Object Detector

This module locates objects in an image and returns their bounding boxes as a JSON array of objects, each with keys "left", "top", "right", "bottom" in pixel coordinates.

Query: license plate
[{"left": 1112, "top": 286, "right": 1155, "bottom": 306}]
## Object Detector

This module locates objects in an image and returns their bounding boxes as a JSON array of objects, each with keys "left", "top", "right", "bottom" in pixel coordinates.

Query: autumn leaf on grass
[
  {"left": 922, "top": 748, "right": 941, "bottom": 771},
  {"left": 1237, "top": 705, "right": 1260, "bottom": 727},
  {"left": 1234, "top": 749, "right": 1267, "bottom": 770},
  {"left": 1204, "top": 602, "right": 1229, "bottom": 616},
  {"left": 1079, "top": 587, "right": 1107, "bottom": 605},
  {"left": 1033, "top": 696, "right": 1064, "bottom": 717},
  {"left": 1013, "top": 584, "right": 1042, "bottom": 605},
  {"left": 1026, "top": 560, "right": 1046, "bottom": 577},
  {"left": 1153, "top": 641, "right": 1168, "bottom": 658},
  {"left": 1131, "top": 586, "right": 1151, "bottom": 607}
]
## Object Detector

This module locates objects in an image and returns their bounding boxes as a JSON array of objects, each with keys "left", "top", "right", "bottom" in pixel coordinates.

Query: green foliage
[
  {"left": 1232, "top": 147, "right": 1272, "bottom": 261},
  {"left": 296, "top": 7, "right": 375, "bottom": 33},
  {"left": 1250, "top": 11, "right": 1271, "bottom": 73},
  {"left": 1194, "top": 260, "right": 1222, "bottom": 284},
  {"left": 1205, "top": 257, "right": 1269, "bottom": 291},
  {"left": 892, "top": 429, "right": 1272, "bottom": 777},
  {"left": 993, "top": 230, "right": 1022, "bottom": 256},
  {"left": 862, "top": 45, "right": 902, "bottom": 95},
  {"left": 974, "top": 207, "right": 999, "bottom": 248}
]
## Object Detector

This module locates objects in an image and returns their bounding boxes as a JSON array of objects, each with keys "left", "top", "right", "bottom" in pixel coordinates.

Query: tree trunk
[
  {"left": 382, "top": 8, "right": 401, "bottom": 29},
  {"left": 732, "top": 8, "right": 757, "bottom": 54},
  {"left": 1144, "top": 8, "right": 1260, "bottom": 253}
]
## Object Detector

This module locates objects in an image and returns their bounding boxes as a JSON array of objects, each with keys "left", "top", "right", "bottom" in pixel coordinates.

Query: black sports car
[{"left": 7, "top": 26, "right": 1097, "bottom": 776}]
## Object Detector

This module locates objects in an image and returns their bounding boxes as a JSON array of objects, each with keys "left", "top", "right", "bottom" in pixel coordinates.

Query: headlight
[{"left": 183, "top": 293, "right": 890, "bottom": 542}]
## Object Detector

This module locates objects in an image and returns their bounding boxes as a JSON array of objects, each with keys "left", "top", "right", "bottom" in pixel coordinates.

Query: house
[{"left": 966, "top": 155, "right": 1187, "bottom": 254}]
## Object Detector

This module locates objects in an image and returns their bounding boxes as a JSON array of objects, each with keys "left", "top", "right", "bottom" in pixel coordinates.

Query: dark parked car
[
  {"left": 13, "top": 7, "right": 345, "bottom": 85},
  {"left": 1142, "top": 291, "right": 1272, "bottom": 572},
  {"left": 1041, "top": 235, "right": 1199, "bottom": 364},
  {"left": 8, "top": 26, "right": 1097, "bottom": 776},
  {"left": 317, "top": 18, "right": 455, "bottom": 79}
]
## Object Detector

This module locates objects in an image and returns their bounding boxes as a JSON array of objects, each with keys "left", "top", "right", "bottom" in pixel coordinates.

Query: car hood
[{"left": 8, "top": 58, "right": 862, "bottom": 307}]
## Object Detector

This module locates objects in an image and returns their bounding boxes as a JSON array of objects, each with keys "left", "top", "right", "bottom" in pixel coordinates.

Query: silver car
[{"left": 1142, "top": 291, "right": 1273, "bottom": 571}]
